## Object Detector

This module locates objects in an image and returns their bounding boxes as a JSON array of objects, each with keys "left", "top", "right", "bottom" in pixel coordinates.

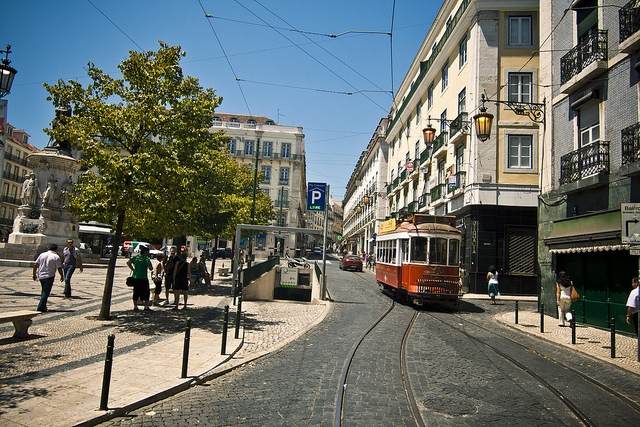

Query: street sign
[
  {"left": 307, "top": 182, "right": 327, "bottom": 211},
  {"left": 621, "top": 203, "right": 640, "bottom": 243}
]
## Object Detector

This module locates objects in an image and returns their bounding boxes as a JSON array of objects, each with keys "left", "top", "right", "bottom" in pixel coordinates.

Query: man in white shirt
[
  {"left": 32, "top": 244, "right": 64, "bottom": 312},
  {"left": 626, "top": 276, "right": 639, "bottom": 335}
]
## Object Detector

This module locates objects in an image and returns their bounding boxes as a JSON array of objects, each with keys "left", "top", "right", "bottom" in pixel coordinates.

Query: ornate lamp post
[
  {"left": 473, "top": 94, "right": 545, "bottom": 141},
  {"left": 0, "top": 45, "right": 17, "bottom": 98}
]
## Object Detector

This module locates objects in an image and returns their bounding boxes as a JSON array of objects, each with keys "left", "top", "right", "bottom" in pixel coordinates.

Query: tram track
[
  {"left": 423, "top": 303, "right": 640, "bottom": 426},
  {"left": 334, "top": 278, "right": 425, "bottom": 427}
]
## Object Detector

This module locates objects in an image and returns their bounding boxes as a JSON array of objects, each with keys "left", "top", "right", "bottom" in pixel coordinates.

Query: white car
[{"left": 133, "top": 242, "right": 163, "bottom": 259}]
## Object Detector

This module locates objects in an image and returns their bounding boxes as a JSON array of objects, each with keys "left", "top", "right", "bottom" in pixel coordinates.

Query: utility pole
[{"left": 322, "top": 185, "right": 330, "bottom": 301}]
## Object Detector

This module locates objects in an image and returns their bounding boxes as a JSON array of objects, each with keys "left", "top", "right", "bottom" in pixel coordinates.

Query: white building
[{"left": 213, "top": 114, "right": 307, "bottom": 257}]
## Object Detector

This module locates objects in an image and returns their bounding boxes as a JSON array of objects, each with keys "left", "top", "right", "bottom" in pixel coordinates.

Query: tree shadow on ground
[
  {"left": 242, "top": 311, "right": 286, "bottom": 332},
  {"left": 0, "top": 385, "right": 49, "bottom": 414}
]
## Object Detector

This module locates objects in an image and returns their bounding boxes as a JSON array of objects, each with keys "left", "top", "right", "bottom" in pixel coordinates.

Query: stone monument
[{"left": 3, "top": 107, "right": 81, "bottom": 258}]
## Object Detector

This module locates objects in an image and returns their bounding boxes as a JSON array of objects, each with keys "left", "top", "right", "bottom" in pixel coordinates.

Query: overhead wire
[{"left": 87, "top": 0, "right": 144, "bottom": 51}]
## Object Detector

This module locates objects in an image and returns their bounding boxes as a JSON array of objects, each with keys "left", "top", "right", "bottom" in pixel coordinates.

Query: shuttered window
[{"left": 506, "top": 227, "right": 536, "bottom": 275}]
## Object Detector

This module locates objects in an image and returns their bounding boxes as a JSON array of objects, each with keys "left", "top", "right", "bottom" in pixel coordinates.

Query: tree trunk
[{"left": 98, "top": 210, "right": 126, "bottom": 320}]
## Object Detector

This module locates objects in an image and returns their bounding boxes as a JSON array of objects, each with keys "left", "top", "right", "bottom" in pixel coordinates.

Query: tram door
[{"left": 400, "top": 239, "right": 409, "bottom": 288}]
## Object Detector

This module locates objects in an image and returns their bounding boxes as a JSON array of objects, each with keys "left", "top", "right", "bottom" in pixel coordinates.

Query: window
[
  {"left": 244, "top": 140, "right": 254, "bottom": 156},
  {"left": 506, "top": 227, "right": 535, "bottom": 274},
  {"left": 263, "top": 141, "right": 272, "bottom": 157},
  {"left": 405, "top": 152, "right": 411, "bottom": 167},
  {"left": 459, "top": 35, "right": 468, "bottom": 68},
  {"left": 440, "top": 110, "right": 447, "bottom": 134},
  {"left": 429, "top": 237, "right": 448, "bottom": 265},
  {"left": 509, "top": 16, "right": 532, "bottom": 46},
  {"left": 279, "top": 167, "right": 290, "bottom": 185},
  {"left": 455, "top": 144, "right": 464, "bottom": 173},
  {"left": 441, "top": 61, "right": 449, "bottom": 91},
  {"left": 390, "top": 169, "right": 395, "bottom": 182},
  {"left": 282, "top": 143, "right": 291, "bottom": 158},
  {"left": 416, "top": 102, "right": 421, "bottom": 125},
  {"left": 277, "top": 188, "right": 288, "bottom": 206},
  {"left": 448, "top": 240, "right": 459, "bottom": 266},
  {"left": 406, "top": 115, "right": 411, "bottom": 139},
  {"left": 261, "top": 166, "right": 270, "bottom": 183},
  {"left": 579, "top": 102, "right": 600, "bottom": 147},
  {"left": 427, "top": 83, "right": 434, "bottom": 109},
  {"left": 508, "top": 73, "right": 532, "bottom": 103},
  {"left": 508, "top": 135, "right": 533, "bottom": 168},
  {"left": 438, "top": 159, "right": 446, "bottom": 184},
  {"left": 458, "top": 88, "right": 466, "bottom": 115},
  {"left": 415, "top": 143, "right": 420, "bottom": 163},
  {"left": 411, "top": 237, "right": 427, "bottom": 262},
  {"left": 227, "top": 139, "right": 236, "bottom": 153}
]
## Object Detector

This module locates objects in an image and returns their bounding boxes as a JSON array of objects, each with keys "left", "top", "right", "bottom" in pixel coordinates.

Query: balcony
[
  {"left": 559, "top": 140, "right": 609, "bottom": 190},
  {"left": 0, "top": 194, "right": 20, "bottom": 206},
  {"left": 430, "top": 183, "right": 445, "bottom": 202},
  {"left": 621, "top": 122, "right": 640, "bottom": 176},
  {"left": 4, "top": 151, "right": 28, "bottom": 166},
  {"left": 420, "top": 147, "right": 431, "bottom": 164},
  {"left": 620, "top": 0, "right": 640, "bottom": 52},
  {"left": 432, "top": 133, "right": 447, "bottom": 156},
  {"left": 449, "top": 112, "right": 468, "bottom": 143},
  {"left": 407, "top": 201, "right": 417, "bottom": 213},
  {"left": 447, "top": 171, "right": 466, "bottom": 194},
  {"left": 400, "top": 168, "right": 407, "bottom": 182},
  {"left": 560, "top": 30, "right": 608, "bottom": 93},
  {"left": 2, "top": 170, "right": 26, "bottom": 184},
  {"left": 418, "top": 194, "right": 428, "bottom": 209}
]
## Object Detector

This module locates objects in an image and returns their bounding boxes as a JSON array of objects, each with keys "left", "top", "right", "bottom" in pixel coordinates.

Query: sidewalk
[{"left": 0, "top": 258, "right": 329, "bottom": 427}]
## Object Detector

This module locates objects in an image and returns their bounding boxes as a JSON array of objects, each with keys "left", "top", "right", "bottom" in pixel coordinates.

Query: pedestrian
[
  {"left": 151, "top": 253, "right": 165, "bottom": 306},
  {"left": 163, "top": 246, "right": 180, "bottom": 305},
  {"left": 487, "top": 265, "right": 500, "bottom": 305},
  {"left": 62, "top": 238, "right": 83, "bottom": 298},
  {"left": 32, "top": 244, "right": 65, "bottom": 312},
  {"left": 126, "top": 245, "right": 153, "bottom": 311},
  {"left": 190, "top": 256, "right": 201, "bottom": 286},
  {"left": 556, "top": 271, "right": 574, "bottom": 327},
  {"left": 173, "top": 252, "right": 190, "bottom": 310},
  {"left": 626, "top": 276, "right": 639, "bottom": 335}
]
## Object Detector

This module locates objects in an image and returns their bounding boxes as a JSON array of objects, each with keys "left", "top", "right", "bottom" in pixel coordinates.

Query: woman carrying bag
[{"left": 556, "top": 271, "right": 578, "bottom": 327}]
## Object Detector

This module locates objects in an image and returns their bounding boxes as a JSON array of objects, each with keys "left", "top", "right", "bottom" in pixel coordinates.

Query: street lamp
[
  {"left": 473, "top": 94, "right": 545, "bottom": 141},
  {"left": 422, "top": 117, "right": 436, "bottom": 145},
  {"left": 0, "top": 45, "right": 17, "bottom": 98},
  {"left": 363, "top": 195, "right": 370, "bottom": 204}
]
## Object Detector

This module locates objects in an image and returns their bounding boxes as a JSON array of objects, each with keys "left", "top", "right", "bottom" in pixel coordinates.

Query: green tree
[{"left": 44, "top": 41, "right": 225, "bottom": 319}]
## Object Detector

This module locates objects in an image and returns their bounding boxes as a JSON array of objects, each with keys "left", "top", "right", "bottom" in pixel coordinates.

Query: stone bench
[
  {"left": 217, "top": 267, "right": 229, "bottom": 277},
  {"left": 0, "top": 310, "right": 41, "bottom": 338}
]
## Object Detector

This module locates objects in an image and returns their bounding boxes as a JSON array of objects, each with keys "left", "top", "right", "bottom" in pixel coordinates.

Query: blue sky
[{"left": 4, "top": 0, "right": 439, "bottom": 199}]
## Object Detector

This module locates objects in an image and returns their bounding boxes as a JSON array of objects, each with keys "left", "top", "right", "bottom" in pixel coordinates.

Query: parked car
[
  {"left": 133, "top": 242, "right": 163, "bottom": 259},
  {"left": 340, "top": 255, "right": 363, "bottom": 272}
]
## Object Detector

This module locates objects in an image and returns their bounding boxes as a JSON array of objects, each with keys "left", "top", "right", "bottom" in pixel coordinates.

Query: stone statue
[
  {"left": 60, "top": 176, "right": 74, "bottom": 208},
  {"left": 21, "top": 173, "right": 40, "bottom": 207},
  {"left": 41, "top": 176, "right": 57, "bottom": 210}
]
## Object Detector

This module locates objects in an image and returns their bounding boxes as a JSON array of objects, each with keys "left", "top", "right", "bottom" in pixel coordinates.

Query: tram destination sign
[{"left": 621, "top": 203, "right": 640, "bottom": 244}]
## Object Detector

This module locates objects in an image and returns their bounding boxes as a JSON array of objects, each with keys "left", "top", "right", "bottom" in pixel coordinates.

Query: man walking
[
  {"left": 163, "top": 246, "right": 180, "bottom": 305},
  {"left": 32, "top": 244, "right": 64, "bottom": 312},
  {"left": 62, "top": 239, "right": 83, "bottom": 298}
]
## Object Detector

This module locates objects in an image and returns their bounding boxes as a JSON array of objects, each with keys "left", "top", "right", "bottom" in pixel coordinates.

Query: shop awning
[
  {"left": 79, "top": 224, "right": 113, "bottom": 235},
  {"left": 544, "top": 210, "right": 629, "bottom": 253}
]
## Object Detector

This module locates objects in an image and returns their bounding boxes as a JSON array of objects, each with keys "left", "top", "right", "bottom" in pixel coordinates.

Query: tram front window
[
  {"left": 449, "top": 239, "right": 459, "bottom": 266},
  {"left": 411, "top": 237, "right": 427, "bottom": 262},
  {"left": 429, "top": 237, "right": 448, "bottom": 265}
]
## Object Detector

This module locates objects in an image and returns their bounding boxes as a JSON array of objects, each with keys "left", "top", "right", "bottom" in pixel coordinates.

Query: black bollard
[
  {"left": 610, "top": 318, "right": 616, "bottom": 359},
  {"left": 235, "top": 295, "right": 242, "bottom": 339},
  {"left": 181, "top": 318, "right": 191, "bottom": 378},
  {"left": 540, "top": 303, "right": 544, "bottom": 333},
  {"left": 571, "top": 310, "right": 576, "bottom": 344},
  {"left": 99, "top": 334, "right": 115, "bottom": 411},
  {"left": 221, "top": 305, "right": 229, "bottom": 355},
  {"left": 515, "top": 300, "right": 519, "bottom": 324}
]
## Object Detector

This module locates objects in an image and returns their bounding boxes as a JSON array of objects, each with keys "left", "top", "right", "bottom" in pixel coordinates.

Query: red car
[{"left": 340, "top": 255, "right": 363, "bottom": 272}]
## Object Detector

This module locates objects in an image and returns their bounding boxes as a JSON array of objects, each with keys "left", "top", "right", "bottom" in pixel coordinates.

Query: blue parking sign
[{"left": 308, "top": 182, "right": 327, "bottom": 211}]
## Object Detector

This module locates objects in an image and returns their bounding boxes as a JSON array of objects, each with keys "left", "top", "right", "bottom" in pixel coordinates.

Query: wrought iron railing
[
  {"left": 560, "top": 30, "right": 608, "bottom": 84},
  {"left": 622, "top": 122, "right": 640, "bottom": 165},
  {"left": 447, "top": 171, "right": 466, "bottom": 193},
  {"left": 430, "top": 183, "right": 445, "bottom": 202},
  {"left": 4, "top": 151, "right": 28, "bottom": 166},
  {"left": 620, "top": 0, "right": 640, "bottom": 43},
  {"left": 407, "top": 201, "right": 417, "bottom": 213},
  {"left": 2, "top": 170, "right": 26, "bottom": 184},
  {"left": 449, "top": 112, "right": 468, "bottom": 137},
  {"left": 0, "top": 194, "right": 20, "bottom": 205},
  {"left": 432, "top": 133, "right": 447, "bottom": 153},
  {"left": 559, "top": 140, "right": 610, "bottom": 185}
]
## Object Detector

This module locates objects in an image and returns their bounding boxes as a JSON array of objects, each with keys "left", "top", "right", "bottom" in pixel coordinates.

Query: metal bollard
[
  {"left": 99, "top": 334, "right": 115, "bottom": 411},
  {"left": 610, "top": 318, "right": 616, "bottom": 359},
  {"left": 515, "top": 300, "right": 519, "bottom": 325},
  {"left": 221, "top": 305, "right": 229, "bottom": 355},
  {"left": 235, "top": 295, "right": 242, "bottom": 339},
  {"left": 181, "top": 318, "right": 191, "bottom": 378},
  {"left": 571, "top": 310, "right": 576, "bottom": 344},
  {"left": 540, "top": 303, "right": 544, "bottom": 333}
]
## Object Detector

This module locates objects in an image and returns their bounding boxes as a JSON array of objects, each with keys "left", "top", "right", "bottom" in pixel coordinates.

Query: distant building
[
  {"left": 213, "top": 114, "right": 306, "bottom": 256},
  {"left": 0, "top": 124, "right": 40, "bottom": 241}
]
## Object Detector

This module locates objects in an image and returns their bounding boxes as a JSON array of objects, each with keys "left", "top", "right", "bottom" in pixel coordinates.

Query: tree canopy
[{"left": 44, "top": 41, "right": 273, "bottom": 319}]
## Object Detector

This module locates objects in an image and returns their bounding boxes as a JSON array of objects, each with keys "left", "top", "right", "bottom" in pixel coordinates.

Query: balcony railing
[
  {"left": 2, "top": 170, "right": 26, "bottom": 184},
  {"left": 432, "top": 133, "right": 447, "bottom": 153},
  {"left": 447, "top": 171, "right": 466, "bottom": 193},
  {"left": 560, "top": 30, "right": 608, "bottom": 84},
  {"left": 407, "top": 201, "right": 417, "bottom": 213},
  {"left": 449, "top": 112, "right": 468, "bottom": 138},
  {"left": 622, "top": 122, "right": 640, "bottom": 165},
  {"left": 418, "top": 194, "right": 428, "bottom": 208},
  {"left": 430, "top": 183, "right": 445, "bottom": 202},
  {"left": 560, "top": 140, "right": 610, "bottom": 185},
  {"left": 1, "top": 194, "right": 20, "bottom": 205},
  {"left": 420, "top": 147, "right": 431, "bottom": 163},
  {"left": 620, "top": 0, "right": 640, "bottom": 43},
  {"left": 400, "top": 168, "right": 407, "bottom": 181},
  {"left": 4, "top": 151, "right": 28, "bottom": 166}
]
